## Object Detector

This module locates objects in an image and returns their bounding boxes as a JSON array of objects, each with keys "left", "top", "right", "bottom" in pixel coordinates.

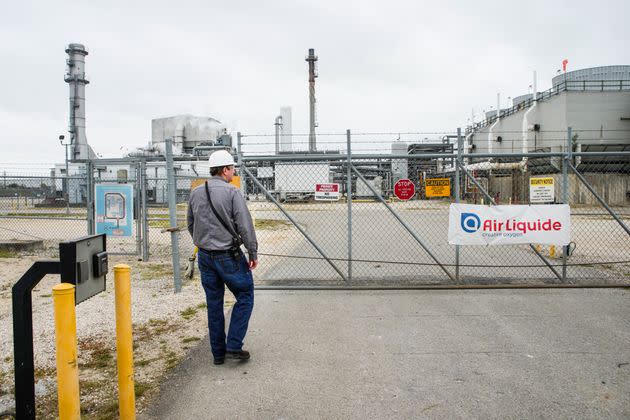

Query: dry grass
[{"left": 254, "top": 219, "right": 292, "bottom": 230}]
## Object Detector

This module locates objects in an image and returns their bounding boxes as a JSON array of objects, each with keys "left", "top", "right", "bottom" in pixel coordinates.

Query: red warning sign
[{"left": 394, "top": 179, "right": 415, "bottom": 200}]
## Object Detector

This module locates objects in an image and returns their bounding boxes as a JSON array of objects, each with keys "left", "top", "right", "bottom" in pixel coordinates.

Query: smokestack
[
  {"left": 305, "top": 48, "right": 318, "bottom": 153},
  {"left": 65, "top": 43, "right": 95, "bottom": 160}
]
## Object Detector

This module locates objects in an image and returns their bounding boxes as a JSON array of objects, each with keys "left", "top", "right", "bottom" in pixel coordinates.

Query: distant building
[
  {"left": 151, "top": 114, "right": 232, "bottom": 156},
  {"left": 466, "top": 65, "right": 630, "bottom": 157}
]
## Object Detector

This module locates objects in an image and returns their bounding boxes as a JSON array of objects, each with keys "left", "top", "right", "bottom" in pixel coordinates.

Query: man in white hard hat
[{"left": 187, "top": 149, "right": 258, "bottom": 365}]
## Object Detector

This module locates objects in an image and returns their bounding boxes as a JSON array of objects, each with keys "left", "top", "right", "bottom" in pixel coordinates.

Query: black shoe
[
  {"left": 226, "top": 350, "right": 250, "bottom": 360},
  {"left": 213, "top": 358, "right": 225, "bottom": 365}
]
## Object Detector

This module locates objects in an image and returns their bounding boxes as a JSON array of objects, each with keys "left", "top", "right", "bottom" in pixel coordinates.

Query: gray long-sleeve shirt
[{"left": 187, "top": 176, "right": 258, "bottom": 260}]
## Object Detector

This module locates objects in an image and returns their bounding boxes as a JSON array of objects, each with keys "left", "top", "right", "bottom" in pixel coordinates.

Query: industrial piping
[
  {"left": 520, "top": 70, "right": 538, "bottom": 170},
  {"left": 487, "top": 92, "right": 500, "bottom": 155}
]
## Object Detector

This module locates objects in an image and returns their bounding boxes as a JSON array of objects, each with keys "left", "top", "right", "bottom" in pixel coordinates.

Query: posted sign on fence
[
  {"left": 529, "top": 177, "right": 555, "bottom": 203},
  {"left": 448, "top": 203, "right": 571, "bottom": 245},
  {"left": 425, "top": 178, "right": 451, "bottom": 197},
  {"left": 394, "top": 179, "right": 415, "bottom": 200},
  {"left": 95, "top": 184, "right": 134, "bottom": 237},
  {"left": 315, "top": 183, "right": 340, "bottom": 201}
]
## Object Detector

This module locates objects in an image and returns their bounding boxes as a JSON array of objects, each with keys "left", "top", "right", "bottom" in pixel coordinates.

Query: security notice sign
[
  {"left": 315, "top": 183, "right": 340, "bottom": 201},
  {"left": 95, "top": 184, "right": 134, "bottom": 237},
  {"left": 448, "top": 203, "right": 571, "bottom": 245},
  {"left": 425, "top": 178, "right": 451, "bottom": 197},
  {"left": 530, "top": 177, "right": 555, "bottom": 203}
]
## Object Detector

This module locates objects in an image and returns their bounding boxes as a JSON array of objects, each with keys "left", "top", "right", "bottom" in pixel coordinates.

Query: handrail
[{"left": 465, "top": 79, "right": 630, "bottom": 134}]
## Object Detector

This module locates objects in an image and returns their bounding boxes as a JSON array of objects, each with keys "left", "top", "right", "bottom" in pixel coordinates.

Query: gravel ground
[{"left": 0, "top": 251, "right": 233, "bottom": 418}]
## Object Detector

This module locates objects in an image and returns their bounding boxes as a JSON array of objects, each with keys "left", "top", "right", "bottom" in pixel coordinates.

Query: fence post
[
  {"left": 237, "top": 132, "right": 247, "bottom": 198},
  {"left": 86, "top": 160, "right": 95, "bottom": 235},
  {"left": 135, "top": 162, "right": 142, "bottom": 259},
  {"left": 562, "top": 127, "right": 571, "bottom": 281},
  {"left": 140, "top": 160, "right": 149, "bottom": 262},
  {"left": 455, "top": 128, "right": 462, "bottom": 282},
  {"left": 165, "top": 138, "right": 182, "bottom": 293},
  {"left": 346, "top": 129, "right": 352, "bottom": 283}
]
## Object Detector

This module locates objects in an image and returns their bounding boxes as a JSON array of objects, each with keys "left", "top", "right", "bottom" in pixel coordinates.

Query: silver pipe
[
  {"left": 240, "top": 165, "right": 347, "bottom": 281},
  {"left": 458, "top": 164, "right": 562, "bottom": 281},
  {"left": 274, "top": 115, "right": 283, "bottom": 155},
  {"left": 165, "top": 138, "right": 182, "bottom": 292},
  {"left": 242, "top": 152, "right": 568, "bottom": 162},
  {"left": 351, "top": 165, "right": 455, "bottom": 282}
]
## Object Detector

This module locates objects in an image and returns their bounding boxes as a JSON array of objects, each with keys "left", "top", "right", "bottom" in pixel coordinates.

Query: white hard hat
[{"left": 208, "top": 150, "right": 235, "bottom": 168}]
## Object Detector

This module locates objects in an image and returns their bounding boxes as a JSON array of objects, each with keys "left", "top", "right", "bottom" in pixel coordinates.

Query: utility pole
[{"left": 305, "top": 48, "right": 318, "bottom": 153}]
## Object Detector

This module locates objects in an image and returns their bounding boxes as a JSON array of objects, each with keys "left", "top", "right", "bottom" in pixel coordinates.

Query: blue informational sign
[{"left": 95, "top": 184, "right": 134, "bottom": 237}]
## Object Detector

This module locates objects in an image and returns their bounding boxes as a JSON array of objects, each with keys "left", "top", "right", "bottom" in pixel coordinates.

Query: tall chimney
[
  {"left": 65, "top": 43, "right": 95, "bottom": 160},
  {"left": 305, "top": 48, "right": 318, "bottom": 153}
]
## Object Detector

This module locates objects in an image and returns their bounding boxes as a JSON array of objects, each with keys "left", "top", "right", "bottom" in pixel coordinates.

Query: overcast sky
[{"left": 1, "top": 0, "right": 628, "bottom": 168}]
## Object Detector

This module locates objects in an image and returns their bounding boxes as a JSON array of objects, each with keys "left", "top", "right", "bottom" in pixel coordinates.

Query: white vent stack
[
  {"left": 279, "top": 106, "right": 293, "bottom": 152},
  {"left": 64, "top": 43, "right": 96, "bottom": 160}
]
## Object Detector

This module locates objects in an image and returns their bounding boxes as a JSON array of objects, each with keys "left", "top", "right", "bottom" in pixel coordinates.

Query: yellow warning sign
[
  {"left": 425, "top": 178, "right": 451, "bottom": 197},
  {"left": 191, "top": 176, "right": 241, "bottom": 190},
  {"left": 530, "top": 177, "right": 554, "bottom": 186}
]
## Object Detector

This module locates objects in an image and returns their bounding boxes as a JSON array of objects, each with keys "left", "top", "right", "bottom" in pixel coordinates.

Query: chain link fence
[
  {"left": 0, "top": 172, "right": 88, "bottom": 258},
  {"left": 2, "top": 129, "right": 629, "bottom": 287}
]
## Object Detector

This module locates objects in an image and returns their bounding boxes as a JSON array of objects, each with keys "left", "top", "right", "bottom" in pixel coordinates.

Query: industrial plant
[{"left": 42, "top": 42, "right": 630, "bottom": 207}]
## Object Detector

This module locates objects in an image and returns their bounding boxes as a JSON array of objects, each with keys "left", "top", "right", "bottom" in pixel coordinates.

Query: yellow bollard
[
  {"left": 52, "top": 283, "right": 81, "bottom": 420},
  {"left": 549, "top": 245, "right": 557, "bottom": 259},
  {"left": 114, "top": 264, "right": 136, "bottom": 420}
]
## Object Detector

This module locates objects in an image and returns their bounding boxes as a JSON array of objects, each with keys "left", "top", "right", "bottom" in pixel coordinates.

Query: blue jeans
[{"left": 198, "top": 249, "right": 254, "bottom": 360}]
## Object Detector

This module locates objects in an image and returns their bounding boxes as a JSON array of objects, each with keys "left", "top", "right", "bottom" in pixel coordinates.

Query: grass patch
[
  {"left": 80, "top": 379, "right": 105, "bottom": 394},
  {"left": 136, "top": 357, "right": 160, "bottom": 367},
  {"left": 140, "top": 263, "right": 173, "bottom": 280},
  {"left": 196, "top": 302, "right": 207, "bottom": 309},
  {"left": 180, "top": 306, "right": 199, "bottom": 320},
  {"left": 134, "top": 381, "right": 151, "bottom": 398},
  {"left": 182, "top": 337, "right": 201, "bottom": 344},
  {"left": 5, "top": 212, "right": 85, "bottom": 218},
  {"left": 133, "top": 318, "right": 173, "bottom": 342},
  {"left": 402, "top": 207, "right": 441, "bottom": 211},
  {"left": 40, "top": 293, "right": 52, "bottom": 298},
  {"left": 164, "top": 350, "right": 179, "bottom": 370},
  {"left": 254, "top": 218, "right": 292, "bottom": 230},
  {"left": 82, "top": 346, "right": 114, "bottom": 369},
  {"left": 0, "top": 249, "right": 18, "bottom": 258}
]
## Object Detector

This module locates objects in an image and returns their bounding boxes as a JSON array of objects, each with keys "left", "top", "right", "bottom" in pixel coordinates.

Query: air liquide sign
[{"left": 448, "top": 204, "right": 571, "bottom": 245}]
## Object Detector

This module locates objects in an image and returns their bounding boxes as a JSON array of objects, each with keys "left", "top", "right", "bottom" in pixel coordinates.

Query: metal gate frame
[{"left": 240, "top": 128, "right": 630, "bottom": 289}]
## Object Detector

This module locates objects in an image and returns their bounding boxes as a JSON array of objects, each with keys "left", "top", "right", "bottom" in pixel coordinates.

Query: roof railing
[{"left": 465, "top": 79, "right": 630, "bottom": 134}]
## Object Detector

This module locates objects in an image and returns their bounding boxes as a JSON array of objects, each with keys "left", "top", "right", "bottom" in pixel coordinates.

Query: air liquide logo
[{"left": 461, "top": 213, "right": 481, "bottom": 233}]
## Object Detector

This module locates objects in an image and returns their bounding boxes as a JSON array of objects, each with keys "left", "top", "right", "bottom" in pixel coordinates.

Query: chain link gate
[{"left": 239, "top": 130, "right": 630, "bottom": 288}]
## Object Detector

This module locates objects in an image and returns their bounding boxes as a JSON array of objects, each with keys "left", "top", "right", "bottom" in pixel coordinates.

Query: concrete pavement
[{"left": 143, "top": 288, "right": 630, "bottom": 419}]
